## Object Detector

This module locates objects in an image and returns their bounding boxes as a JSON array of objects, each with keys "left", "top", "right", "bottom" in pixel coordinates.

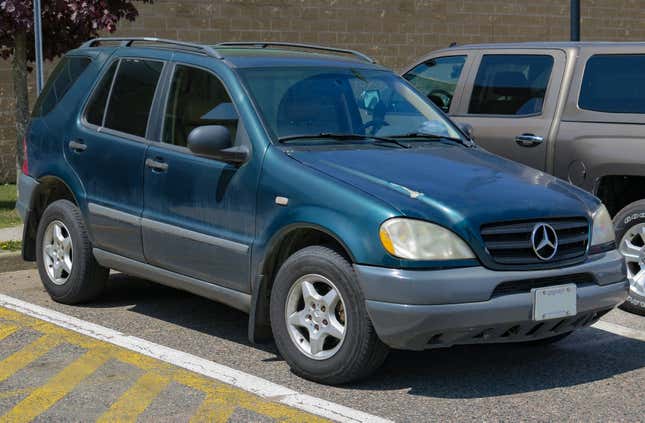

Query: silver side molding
[
  {"left": 89, "top": 203, "right": 141, "bottom": 226},
  {"left": 88, "top": 203, "right": 249, "bottom": 254},
  {"left": 141, "top": 218, "right": 249, "bottom": 254}
]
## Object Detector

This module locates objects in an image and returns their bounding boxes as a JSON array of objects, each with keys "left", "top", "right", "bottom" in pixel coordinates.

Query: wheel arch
[
  {"left": 23, "top": 175, "right": 81, "bottom": 261},
  {"left": 248, "top": 223, "right": 356, "bottom": 344},
  {"left": 595, "top": 174, "right": 645, "bottom": 217}
]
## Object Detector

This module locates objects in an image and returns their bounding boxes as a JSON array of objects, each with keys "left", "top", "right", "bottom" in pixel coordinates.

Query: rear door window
[
  {"left": 103, "top": 59, "right": 164, "bottom": 138},
  {"left": 32, "top": 56, "right": 91, "bottom": 117},
  {"left": 468, "top": 54, "right": 554, "bottom": 115},
  {"left": 403, "top": 55, "right": 466, "bottom": 113},
  {"left": 579, "top": 54, "right": 645, "bottom": 113}
]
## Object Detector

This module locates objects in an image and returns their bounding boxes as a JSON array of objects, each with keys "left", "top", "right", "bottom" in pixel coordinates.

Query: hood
[{"left": 288, "top": 143, "right": 599, "bottom": 242}]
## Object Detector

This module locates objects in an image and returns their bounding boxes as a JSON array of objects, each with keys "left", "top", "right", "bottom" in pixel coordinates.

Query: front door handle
[
  {"left": 515, "top": 133, "right": 544, "bottom": 147},
  {"left": 145, "top": 158, "right": 169, "bottom": 172},
  {"left": 68, "top": 140, "right": 87, "bottom": 152}
]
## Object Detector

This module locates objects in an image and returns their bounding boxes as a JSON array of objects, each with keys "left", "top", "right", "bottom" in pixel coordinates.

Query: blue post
[{"left": 33, "top": 0, "right": 44, "bottom": 94}]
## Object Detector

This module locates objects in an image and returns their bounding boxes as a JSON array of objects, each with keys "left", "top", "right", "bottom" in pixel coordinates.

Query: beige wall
[{"left": 1, "top": 0, "right": 644, "bottom": 182}]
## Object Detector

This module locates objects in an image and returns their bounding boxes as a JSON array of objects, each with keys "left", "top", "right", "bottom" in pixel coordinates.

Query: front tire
[
  {"left": 270, "top": 246, "right": 388, "bottom": 385},
  {"left": 614, "top": 200, "right": 645, "bottom": 316},
  {"left": 36, "top": 200, "right": 109, "bottom": 304}
]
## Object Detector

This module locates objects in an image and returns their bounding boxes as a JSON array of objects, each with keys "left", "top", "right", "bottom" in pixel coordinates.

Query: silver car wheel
[
  {"left": 284, "top": 274, "right": 347, "bottom": 360},
  {"left": 619, "top": 222, "right": 645, "bottom": 298},
  {"left": 42, "top": 220, "right": 73, "bottom": 285}
]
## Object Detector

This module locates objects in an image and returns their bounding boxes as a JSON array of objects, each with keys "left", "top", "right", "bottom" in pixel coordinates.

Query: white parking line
[
  {"left": 592, "top": 320, "right": 645, "bottom": 341},
  {"left": 0, "top": 294, "right": 392, "bottom": 423}
]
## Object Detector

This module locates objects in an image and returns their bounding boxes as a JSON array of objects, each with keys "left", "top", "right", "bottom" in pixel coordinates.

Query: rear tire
[
  {"left": 270, "top": 246, "right": 388, "bottom": 385},
  {"left": 613, "top": 200, "right": 645, "bottom": 316},
  {"left": 36, "top": 200, "right": 109, "bottom": 304}
]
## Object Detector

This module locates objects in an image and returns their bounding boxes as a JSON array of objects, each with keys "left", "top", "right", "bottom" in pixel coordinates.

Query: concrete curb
[
  {"left": 0, "top": 225, "right": 23, "bottom": 243},
  {"left": 0, "top": 251, "right": 36, "bottom": 273}
]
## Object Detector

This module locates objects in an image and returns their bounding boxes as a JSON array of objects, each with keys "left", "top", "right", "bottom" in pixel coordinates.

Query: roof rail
[
  {"left": 215, "top": 42, "right": 376, "bottom": 64},
  {"left": 80, "top": 37, "right": 224, "bottom": 59}
]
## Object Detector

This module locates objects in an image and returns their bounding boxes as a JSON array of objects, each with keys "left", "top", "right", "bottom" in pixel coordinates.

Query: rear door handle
[
  {"left": 68, "top": 140, "right": 87, "bottom": 152},
  {"left": 145, "top": 158, "right": 169, "bottom": 172},
  {"left": 515, "top": 133, "right": 544, "bottom": 147}
]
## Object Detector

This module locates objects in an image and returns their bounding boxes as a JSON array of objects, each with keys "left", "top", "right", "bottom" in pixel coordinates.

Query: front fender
[
  {"left": 247, "top": 147, "right": 399, "bottom": 343},
  {"left": 252, "top": 148, "right": 399, "bottom": 276}
]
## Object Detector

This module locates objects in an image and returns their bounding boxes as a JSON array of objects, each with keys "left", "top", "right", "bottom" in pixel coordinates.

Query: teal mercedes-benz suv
[{"left": 18, "top": 38, "right": 628, "bottom": 385}]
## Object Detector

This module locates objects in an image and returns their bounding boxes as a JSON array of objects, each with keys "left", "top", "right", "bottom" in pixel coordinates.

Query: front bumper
[{"left": 355, "top": 250, "right": 628, "bottom": 350}]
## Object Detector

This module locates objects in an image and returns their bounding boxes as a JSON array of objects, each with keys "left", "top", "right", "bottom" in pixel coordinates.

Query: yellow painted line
[
  {"left": 0, "top": 334, "right": 60, "bottom": 383},
  {"left": 0, "top": 324, "right": 18, "bottom": 341},
  {"left": 97, "top": 371, "right": 172, "bottom": 422},
  {"left": 0, "top": 304, "right": 337, "bottom": 423},
  {"left": 176, "top": 372, "right": 329, "bottom": 423},
  {"left": 190, "top": 392, "right": 236, "bottom": 423},
  {"left": 1, "top": 348, "right": 109, "bottom": 422},
  {"left": 0, "top": 307, "right": 99, "bottom": 349}
]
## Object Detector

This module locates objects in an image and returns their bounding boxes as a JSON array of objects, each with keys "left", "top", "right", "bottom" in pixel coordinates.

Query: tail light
[{"left": 21, "top": 135, "right": 29, "bottom": 175}]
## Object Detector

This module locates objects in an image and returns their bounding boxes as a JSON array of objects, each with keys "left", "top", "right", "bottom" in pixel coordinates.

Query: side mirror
[
  {"left": 187, "top": 125, "right": 249, "bottom": 165},
  {"left": 458, "top": 122, "right": 474, "bottom": 140}
]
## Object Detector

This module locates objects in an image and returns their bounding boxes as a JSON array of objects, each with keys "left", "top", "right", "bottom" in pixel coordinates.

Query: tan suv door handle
[{"left": 515, "top": 133, "right": 544, "bottom": 147}]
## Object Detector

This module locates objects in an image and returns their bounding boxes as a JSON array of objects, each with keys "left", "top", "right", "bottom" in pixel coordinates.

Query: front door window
[
  {"left": 163, "top": 65, "right": 238, "bottom": 147},
  {"left": 403, "top": 55, "right": 466, "bottom": 113}
]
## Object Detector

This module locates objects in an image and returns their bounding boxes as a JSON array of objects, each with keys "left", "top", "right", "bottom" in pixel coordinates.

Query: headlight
[
  {"left": 379, "top": 218, "right": 475, "bottom": 260},
  {"left": 591, "top": 204, "right": 615, "bottom": 246}
]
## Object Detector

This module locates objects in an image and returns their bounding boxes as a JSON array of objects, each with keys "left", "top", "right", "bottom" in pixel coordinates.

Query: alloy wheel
[
  {"left": 284, "top": 274, "right": 347, "bottom": 360},
  {"left": 619, "top": 222, "right": 645, "bottom": 298},
  {"left": 42, "top": 220, "right": 73, "bottom": 285}
]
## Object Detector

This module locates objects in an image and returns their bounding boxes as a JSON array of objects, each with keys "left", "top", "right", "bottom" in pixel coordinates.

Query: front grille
[
  {"left": 491, "top": 273, "right": 595, "bottom": 297},
  {"left": 481, "top": 217, "right": 589, "bottom": 267}
]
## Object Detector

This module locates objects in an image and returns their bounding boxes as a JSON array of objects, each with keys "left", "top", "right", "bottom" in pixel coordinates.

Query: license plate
[{"left": 531, "top": 284, "right": 577, "bottom": 321}]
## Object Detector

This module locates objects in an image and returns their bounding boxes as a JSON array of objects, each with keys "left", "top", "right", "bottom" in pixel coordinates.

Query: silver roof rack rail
[
  {"left": 215, "top": 41, "right": 376, "bottom": 64},
  {"left": 80, "top": 37, "right": 224, "bottom": 60}
]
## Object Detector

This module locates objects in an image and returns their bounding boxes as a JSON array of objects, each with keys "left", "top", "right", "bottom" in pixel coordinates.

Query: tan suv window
[
  {"left": 403, "top": 56, "right": 466, "bottom": 113},
  {"left": 468, "top": 54, "right": 553, "bottom": 116},
  {"left": 579, "top": 54, "right": 645, "bottom": 114}
]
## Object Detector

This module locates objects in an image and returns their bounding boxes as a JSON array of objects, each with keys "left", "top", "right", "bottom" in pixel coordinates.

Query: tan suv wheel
[{"left": 614, "top": 200, "right": 645, "bottom": 316}]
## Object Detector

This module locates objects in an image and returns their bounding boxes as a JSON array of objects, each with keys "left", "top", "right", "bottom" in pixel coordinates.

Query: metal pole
[
  {"left": 570, "top": 0, "right": 580, "bottom": 41},
  {"left": 33, "top": 0, "right": 44, "bottom": 94}
]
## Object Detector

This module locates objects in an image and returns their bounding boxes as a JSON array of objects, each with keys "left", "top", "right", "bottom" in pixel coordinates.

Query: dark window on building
[
  {"left": 579, "top": 54, "right": 645, "bottom": 113},
  {"left": 404, "top": 55, "right": 466, "bottom": 112},
  {"left": 85, "top": 61, "right": 118, "bottom": 126},
  {"left": 32, "top": 56, "right": 91, "bottom": 117},
  {"left": 104, "top": 59, "right": 164, "bottom": 138},
  {"left": 163, "top": 65, "right": 237, "bottom": 147},
  {"left": 468, "top": 54, "right": 553, "bottom": 115}
]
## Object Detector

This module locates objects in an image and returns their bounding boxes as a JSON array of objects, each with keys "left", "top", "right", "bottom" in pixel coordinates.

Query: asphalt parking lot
[{"left": 0, "top": 269, "right": 643, "bottom": 422}]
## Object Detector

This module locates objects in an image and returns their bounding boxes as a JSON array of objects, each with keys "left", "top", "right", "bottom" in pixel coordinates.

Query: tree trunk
[{"left": 12, "top": 30, "right": 29, "bottom": 177}]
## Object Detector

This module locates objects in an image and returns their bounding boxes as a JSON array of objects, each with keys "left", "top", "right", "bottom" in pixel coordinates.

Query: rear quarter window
[
  {"left": 579, "top": 54, "right": 645, "bottom": 113},
  {"left": 32, "top": 56, "right": 92, "bottom": 117}
]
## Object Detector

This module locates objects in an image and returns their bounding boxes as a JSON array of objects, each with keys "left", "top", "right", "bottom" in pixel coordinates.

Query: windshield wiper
[
  {"left": 387, "top": 132, "right": 474, "bottom": 147},
  {"left": 278, "top": 133, "right": 410, "bottom": 149}
]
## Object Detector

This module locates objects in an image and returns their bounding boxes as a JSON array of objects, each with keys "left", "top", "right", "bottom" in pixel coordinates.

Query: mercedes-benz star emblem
[{"left": 531, "top": 223, "right": 558, "bottom": 261}]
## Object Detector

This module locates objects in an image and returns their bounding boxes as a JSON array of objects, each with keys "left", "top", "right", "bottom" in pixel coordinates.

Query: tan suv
[{"left": 403, "top": 42, "right": 645, "bottom": 315}]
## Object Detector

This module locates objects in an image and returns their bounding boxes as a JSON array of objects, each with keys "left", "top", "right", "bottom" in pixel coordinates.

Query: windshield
[{"left": 238, "top": 67, "right": 464, "bottom": 143}]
